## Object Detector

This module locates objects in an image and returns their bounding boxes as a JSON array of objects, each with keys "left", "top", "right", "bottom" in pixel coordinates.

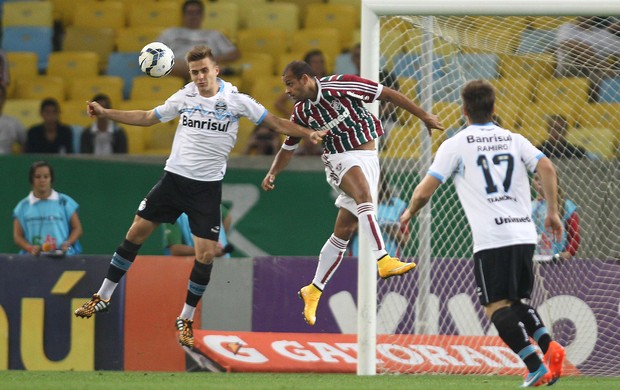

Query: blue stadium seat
[
  {"left": 598, "top": 77, "right": 620, "bottom": 103},
  {"left": 392, "top": 53, "right": 445, "bottom": 80},
  {"left": 517, "top": 29, "right": 556, "bottom": 55},
  {"left": 106, "top": 52, "right": 143, "bottom": 100},
  {"left": 1, "top": 26, "right": 52, "bottom": 72}
]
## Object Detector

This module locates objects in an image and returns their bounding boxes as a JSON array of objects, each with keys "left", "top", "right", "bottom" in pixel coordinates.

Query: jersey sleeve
[
  {"left": 235, "top": 93, "right": 268, "bottom": 124},
  {"left": 329, "top": 74, "right": 383, "bottom": 103},
  {"left": 427, "top": 139, "right": 460, "bottom": 183},
  {"left": 154, "top": 90, "right": 185, "bottom": 123},
  {"left": 515, "top": 133, "right": 546, "bottom": 173}
]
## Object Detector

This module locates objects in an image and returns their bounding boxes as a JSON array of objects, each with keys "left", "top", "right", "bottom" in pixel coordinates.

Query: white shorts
[{"left": 321, "top": 150, "right": 380, "bottom": 214}]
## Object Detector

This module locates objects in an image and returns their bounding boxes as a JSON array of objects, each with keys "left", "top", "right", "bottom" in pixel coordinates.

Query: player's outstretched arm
[
  {"left": 86, "top": 101, "right": 160, "bottom": 127},
  {"left": 262, "top": 113, "right": 326, "bottom": 143},
  {"left": 400, "top": 175, "right": 442, "bottom": 225},
  {"left": 262, "top": 148, "right": 294, "bottom": 192},
  {"left": 379, "top": 87, "right": 444, "bottom": 133}
]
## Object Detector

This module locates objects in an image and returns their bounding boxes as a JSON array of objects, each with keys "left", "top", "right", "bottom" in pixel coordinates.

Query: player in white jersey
[
  {"left": 400, "top": 80, "right": 566, "bottom": 387},
  {"left": 74, "top": 46, "right": 325, "bottom": 348}
]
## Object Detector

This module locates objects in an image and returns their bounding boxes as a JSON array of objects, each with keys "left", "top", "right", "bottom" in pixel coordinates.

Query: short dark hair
[
  {"left": 303, "top": 50, "right": 323, "bottom": 64},
  {"left": 186, "top": 45, "right": 215, "bottom": 64},
  {"left": 283, "top": 60, "right": 315, "bottom": 79},
  {"left": 29, "top": 160, "right": 54, "bottom": 184},
  {"left": 461, "top": 79, "right": 494, "bottom": 124},
  {"left": 40, "top": 97, "right": 60, "bottom": 113}
]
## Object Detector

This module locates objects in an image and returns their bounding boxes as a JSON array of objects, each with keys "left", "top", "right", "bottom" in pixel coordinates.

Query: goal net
[{"left": 365, "top": 1, "right": 620, "bottom": 377}]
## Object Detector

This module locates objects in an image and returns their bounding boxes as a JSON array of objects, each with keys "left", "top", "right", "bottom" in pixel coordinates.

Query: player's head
[
  {"left": 186, "top": 45, "right": 219, "bottom": 95},
  {"left": 461, "top": 79, "right": 495, "bottom": 124},
  {"left": 182, "top": 0, "right": 204, "bottom": 29},
  {"left": 29, "top": 160, "right": 54, "bottom": 186},
  {"left": 282, "top": 61, "right": 317, "bottom": 101}
]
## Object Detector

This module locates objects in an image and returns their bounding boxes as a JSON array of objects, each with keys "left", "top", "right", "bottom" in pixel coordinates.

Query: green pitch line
[{"left": 0, "top": 371, "right": 618, "bottom": 390}]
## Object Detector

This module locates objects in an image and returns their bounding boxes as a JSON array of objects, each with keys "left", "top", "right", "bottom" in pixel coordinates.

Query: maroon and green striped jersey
[{"left": 283, "top": 74, "right": 384, "bottom": 154}]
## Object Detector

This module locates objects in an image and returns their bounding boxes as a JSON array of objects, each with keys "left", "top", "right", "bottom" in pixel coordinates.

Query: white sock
[
  {"left": 180, "top": 303, "right": 196, "bottom": 321},
  {"left": 97, "top": 279, "right": 118, "bottom": 301},
  {"left": 357, "top": 202, "right": 388, "bottom": 260},
  {"left": 312, "top": 234, "right": 349, "bottom": 290}
]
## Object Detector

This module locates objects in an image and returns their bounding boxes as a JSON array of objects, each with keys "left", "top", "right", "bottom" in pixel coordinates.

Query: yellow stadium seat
[
  {"left": 277, "top": 50, "right": 308, "bottom": 75},
  {"left": 218, "top": 0, "right": 268, "bottom": 29},
  {"left": 237, "top": 28, "right": 289, "bottom": 71},
  {"left": 381, "top": 123, "right": 446, "bottom": 160},
  {"left": 51, "top": 0, "right": 96, "bottom": 26},
  {"left": 3, "top": 99, "right": 42, "bottom": 128},
  {"left": 62, "top": 27, "right": 115, "bottom": 73},
  {"left": 2, "top": 1, "right": 53, "bottom": 27},
  {"left": 202, "top": 2, "right": 239, "bottom": 43},
  {"left": 117, "top": 99, "right": 162, "bottom": 111},
  {"left": 250, "top": 75, "right": 285, "bottom": 113},
  {"left": 47, "top": 52, "right": 99, "bottom": 84},
  {"left": 245, "top": 3, "right": 299, "bottom": 34},
  {"left": 122, "top": 124, "right": 147, "bottom": 154},
  {"left": 272, "top": 0, "right": 323, "bottom": 24},
  {"left": 489, "top": 78, "right": 534, "bottom": 130},
  {"left": 67, "top": 76, "right": 124, "bottom": 105},
  {"left": 533, "top": 77, "right": 591, "bottom": 105},
  {"left": 144, "top": 121, "right": 176, "bottom": 154},
  {"left": 498, "top": 54, "right": 555, "bottom": 82},
  {"left": 60, "top": 100, "right": 92, "bottom": 127},
  {"left": 16, "top": 76, "right": 66, "bottom": 102},
  {"left": 432, "top": 102, "right": 464, "bottom": 139},
  {"left": 72, "top": 1, "right": 125, "bottom": 29},
  {"left": 292, "top": 28, "right": 341, "bottom": 69},
  {"left": 130, "top": 76, "right": 185, "bottom": 101},
  {"left": 127, "top": 1, "right": 180, "bottom": 28},
  {"left": 6, "top": 52, "right": 39, "bottom": 98},
  {"left": 229, "top": 53, "right": 274, "bottom": 93},
  {"left": 328, "top": 0, "right": 361, "bottom": 27},
  {"left": 575, "top": 103, "right": 620, "bottom": 132},
  {"left": 304, "top": 4, "right": 357, "bottom": 51},
  {"left": 116, "top": 27, "right": 164, "bottom": 53},
  {"left": 231, "top": 117, "right": 256, "bottom": 155},
  {"left": 567, "top": 126, "right": 618, "bottom": 159}
]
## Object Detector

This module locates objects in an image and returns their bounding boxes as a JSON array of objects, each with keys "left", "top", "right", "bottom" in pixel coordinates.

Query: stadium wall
[{"left": 0, "top": 156, "right": 614, "bottom": 258}]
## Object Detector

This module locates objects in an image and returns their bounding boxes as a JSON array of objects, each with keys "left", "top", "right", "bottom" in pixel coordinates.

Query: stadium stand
[
  {"left": 3, "top": 99, "right": 42, "bottom": 128},
  {"left": 127, "top": 1, "right": 180, "bottom": 28},
  {"left": 67, "top": 76, "right": 124, "bottom": 105},
  {"left": 237, "top": 28, "right": 289, "bottom": 73},
  {"left": 2, "top": 26, "right": 53, "bottom": 72},
  {"left": 106, "top": 52, "right": 144, "bottom": 100},
  {"left": 2, "top": 1, "right": 53, "bottom": 27},
  {"left": 62, "top": 26, "right": 116, "bottom": 73},
  {"left": 245, "top": 2, "right": 299, "bottom": 33},
  {"left": 115, "top": 27, "right": 164, "bottom": 53},
  {"left": 130, "top": 76, "right": 185, "bottom": 101},
  {"left": 72, "top": 1, "right": 125, "bottom": 29},
  {"left": 6, "top": 52, "right": 38, "bottom": 98},
  {"left": 202, "top": 2, "right": 239, "bottom": 43},
  {"left": 15, "top": 76, "right": 65, "bottom": 102},
  {"left": 304, "top": 3, "right": 357, "bottom": 51}
]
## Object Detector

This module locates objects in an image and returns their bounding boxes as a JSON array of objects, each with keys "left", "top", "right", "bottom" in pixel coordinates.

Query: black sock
[
  {"left": 491, "top": 307, "right": 541, "bottom": 372},
  {"left": 185, "top": 260, "right": 213, "bottom": 307},
  {"left": 106, "top": 239, "right": 142, "bottom": 283},
  {"left": 512, "top": 302, "right": 552, "bottom": 354}
]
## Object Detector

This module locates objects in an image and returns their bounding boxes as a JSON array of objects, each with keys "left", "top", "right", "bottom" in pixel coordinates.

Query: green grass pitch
[{"left": 1, "top": 372, "right": 619, "bottom": 390}]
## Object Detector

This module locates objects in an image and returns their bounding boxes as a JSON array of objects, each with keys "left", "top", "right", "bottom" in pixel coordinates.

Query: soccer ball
[{"left": 139, "top": 42, "right": 175, "bottom": 78}]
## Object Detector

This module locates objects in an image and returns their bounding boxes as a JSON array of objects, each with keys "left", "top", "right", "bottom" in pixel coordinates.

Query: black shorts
[
  {"left": 473, "top": 244, "right": 535, "bottom": 306},
  {"left": 137, "top": 171, "right": 222, "bottom": 241}
]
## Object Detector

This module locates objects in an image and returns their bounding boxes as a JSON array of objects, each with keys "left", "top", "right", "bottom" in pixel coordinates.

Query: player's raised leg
[{"left": 75, "top": 216, "right": 155, "bottom": 318}]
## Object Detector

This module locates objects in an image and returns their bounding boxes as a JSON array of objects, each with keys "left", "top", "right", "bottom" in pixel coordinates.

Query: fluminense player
[
  {"left": 261, "top": 61, "right": 443, "bottom": 326},
  {"left": 74, "top": 46, "right": 325, "bottom": 348},
  {"left": 400, "top": 79, "right": 566, "bottom": 387}
]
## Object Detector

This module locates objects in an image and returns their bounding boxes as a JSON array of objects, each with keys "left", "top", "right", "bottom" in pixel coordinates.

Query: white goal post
[{"left": 359, "top": 0, "right": 620, "bottom": 376}]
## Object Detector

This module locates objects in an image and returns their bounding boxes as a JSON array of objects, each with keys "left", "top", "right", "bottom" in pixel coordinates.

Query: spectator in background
[
  {"left": 0, "top": 84, "right": 26, "bottom": 154},
  {"left": 0, "top": 49, "right": 10, "bottom": 88},
  {"left": 162, "top": 206, "right": 233, "bottom": 258},
  {"left": 80, "top": 94, "right": 128, "bottom": 155},
  {"left": 26, "top": 98, "right": 74, "bottom": 154},
  {"left": 536, "top": 114, "right": 586, "bottom": 159},
  {"left": 555, "top": 16, "right": 620, "bottom": 101},
  {"left": 243, "top": 123, "right": 281, "bottom": 156},
  {"left": 13, "top": 160, "right": 83, "bottom": 256},
  {"left": 157, "top": 0, "right": 241, "bottom": 80},
  {"left": 349, "top": 176, "right": 408, "bottom": 258},
  {"left": 532, "top": 173, "right": 580, "bottom": 262}
]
